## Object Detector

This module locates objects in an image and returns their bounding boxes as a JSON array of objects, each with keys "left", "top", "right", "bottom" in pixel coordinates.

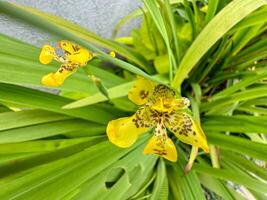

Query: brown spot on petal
[{"left": 139, "top": 90, "right": 149, "bottom": 99}]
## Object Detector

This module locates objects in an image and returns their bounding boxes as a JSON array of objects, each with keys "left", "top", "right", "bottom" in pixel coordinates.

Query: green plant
[{"left": 0, "top": 0, "right": 267, "bottom": 199}]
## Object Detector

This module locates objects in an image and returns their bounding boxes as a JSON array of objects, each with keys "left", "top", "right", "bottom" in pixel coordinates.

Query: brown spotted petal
[
  {"left": 128, "top": 76, "right": 156, "bottom": 105},
  {"left": 149, "top": 85, "right": 187, "bottom": 113},
  {"left": 134, "top": 105, "right": 158, "bottom": 128},
  {"left": 165, "top": 111, "right": 209, "bottom": 153},
  {"left": 144, "top": 123, "right": 177, "bottom": 162},
  {"left": 41, "top": 64, "right": 77, "bottom": 87},
  {"left": 107, "top": 105, "right": 157, "bottom": 148},
  {"left": 149, "top": 85, "right": 176, "bottom": 104}
]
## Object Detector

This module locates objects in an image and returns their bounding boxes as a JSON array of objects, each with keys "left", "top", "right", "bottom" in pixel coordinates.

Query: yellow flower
[
  {"left": 106, "top": 77, "right": 209, "bottom": 162},
  {"left": 39, "top": 40, "right": 93, "bottom": 87},
  {"left": 41, "top": 65, "right": 78, "bottom": 87},
  {"left": 39, "top": 45, "right": 55, "bottom": 64},
  {"left": 59, "top": 40, "right": 93, "bottom": 66}
]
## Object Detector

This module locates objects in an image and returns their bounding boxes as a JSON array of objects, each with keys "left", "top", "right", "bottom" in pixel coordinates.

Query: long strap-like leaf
[{"left": 172, "top": 0, "right": 267, "bottom": 90}]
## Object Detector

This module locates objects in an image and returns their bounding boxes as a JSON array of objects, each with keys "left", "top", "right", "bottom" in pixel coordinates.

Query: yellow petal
[
  {"left": 42, "top": 73, "right": 61, "bottom": 87},
  {"left": 59, "top": 40, "right": 93, "bottom": 66},
  {"left": 166, "top": 112, "right": 209, "bottom": 153},
  {"left": 39, "top": 45, "right": 55, "bottom": 64},
  {"left": 194, "top": 123, "right": 209, "bottom": 153},
  {"left": 151, "top": 98, "right": 174, "bottom": 113},
  {"left": 143, "top": 135, "right": 177, "bottom": 162},
  {"left": 135, "top": 105, "right": 157, "bottom": 128},
  {"left": 128, "top": 76, "right": 156, "bottom": 105},
  {"left": 107, "top": 115, "right": 150, "bottom": 148},
  {"left": 152, "top": 97, "right": 188, "bottom": 113},
  {"left": 66, "top": 48, "right": 93, "bottom": 66},
  {"left": 150, "top": 85, "right": 180, "bottom": 112},
  {"left": 41, "top": 65, "right": 77, "bottom": 87},
  {"left": 151, "top": 84, "right": 177, "bottom": 100},
  {"left": 59, "top": 40, "right": 76, "bottom": 54}
]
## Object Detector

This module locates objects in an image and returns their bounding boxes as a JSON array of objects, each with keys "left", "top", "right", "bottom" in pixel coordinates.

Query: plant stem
[{"left": 210, "top": 145, "right": 220, "bottom": 168}]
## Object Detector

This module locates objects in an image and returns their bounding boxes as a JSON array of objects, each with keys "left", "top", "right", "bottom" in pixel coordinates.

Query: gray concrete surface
[{"left": 0, "top": 0, "right": 141, "bottom": 45}]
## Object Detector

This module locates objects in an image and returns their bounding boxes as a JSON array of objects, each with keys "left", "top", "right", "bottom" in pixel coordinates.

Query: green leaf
[
  {"left": 167, "top": 149, "right": 205, "bottom": 200},
  {"left": 198, "top": 174, "right": 244, "bottom": 200},
  {"left": 143, "top": 0, "right": 176, "bottom": 81},
  {"left": 0, "top": 104, "right": 10, "bottom": 113},
  {"left": 0, "top": 110, "right": 70, "bottom": 132},
  {"left": 206, "top": 132, "right": 267, "bottom": 161},
  {"left": 0, "top": 83, "right": 118, "bottom": 123},
  {"left": 201, "top": 85, "right": 267, "bottom": 112},
  {"left": 150, "top": 159, "right": 169, "bottom": 200},
  {"left": 194, "top": 164, "right": 267, "bottom": 194},
  {"left": 203, "top": 115, "right": 267, "bottom": 134},
  {"left": 163, "top": 0, "right": 181, "bottom": 64},
  {"left": 0, "top": 137, "right": 102, "bottom": 154},
  {"left": 71, "top": 139, "right": 156, "bottom": 199},
  {"left": 0, "top": 119, "right": 102, "bottom": 144},
  {"left": 205, "top": 0, "right": 219, "bottom": 23},
  {"left": 63, "top": 81, "right": 133, "bottom": 109},
  {"left": 0, "top": 141, "right": 129, "bottom": 199},
  {"left": 221, "top": 151, "right": 267, "bottom": 181},
  {"left": 0, "top": 136, "right": 105, "bottom": 180},
  {"left": 0, "top": 138, "right": 148, "bottom": 200},
  {"left": 230, "top": 24, "right": 263, "bottom": 57},
  {"left": 172, "top": 0, "right": 267, "bottom": 89},
  {"left": 212, "top": 70, "right": 267, "bottom": 99},
  {"left": 153, "top": 54, "right": 170, "bottom": 74},
  {"left": 232, "top": 6, "right": 267, "bottom": 30}
]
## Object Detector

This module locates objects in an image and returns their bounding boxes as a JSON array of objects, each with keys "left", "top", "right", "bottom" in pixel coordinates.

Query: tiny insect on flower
[
  {"left": 106, "top": 76, "right": 209, "bottom": 162},
  {"left": 39, "top": 40, "right": 93, "bottom": 87}
]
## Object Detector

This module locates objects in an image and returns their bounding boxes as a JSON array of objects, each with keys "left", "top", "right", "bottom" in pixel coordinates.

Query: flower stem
[
  {"left": 210, "top": 145, "right": 220, "bottom": 168},
  {"left": 184, "top": 146, "right": 198, "bottom": 174}
]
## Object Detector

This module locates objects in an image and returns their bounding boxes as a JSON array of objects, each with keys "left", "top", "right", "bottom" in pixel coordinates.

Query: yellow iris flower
[
  {"left": 107, "top": 77, "right": 209, "bottom": 162},
  {"left": 39, "top": 40, "right": 93, "bottom": 87}
]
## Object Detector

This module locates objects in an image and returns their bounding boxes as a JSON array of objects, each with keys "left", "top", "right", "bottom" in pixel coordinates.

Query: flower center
[{"left": 149, "top": 109, "right": 173, "bottom": 125}]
